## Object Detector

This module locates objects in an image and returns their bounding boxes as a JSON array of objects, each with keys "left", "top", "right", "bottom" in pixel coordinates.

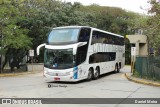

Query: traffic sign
[
  {"left": 131, "top": 47, "right": 136, "bottom": 56},
  {"left": 29, "top": 50, "right": 34, "bottom": 57}
]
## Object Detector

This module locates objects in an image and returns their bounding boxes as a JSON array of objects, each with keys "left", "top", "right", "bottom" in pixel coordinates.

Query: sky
[{"left": 62, "top": 0, "right": 151, "bottom": 14}]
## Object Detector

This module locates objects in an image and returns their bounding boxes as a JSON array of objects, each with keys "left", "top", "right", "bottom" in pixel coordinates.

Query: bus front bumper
[{"left": 43, "top": 73, "right": 79, "bottom": 82}]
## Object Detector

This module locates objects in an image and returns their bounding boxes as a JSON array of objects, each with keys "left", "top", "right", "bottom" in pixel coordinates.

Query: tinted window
[
  {"left": 76, "top": 28, "right": 91, "bottom": 65},
  {"left": 89, "top": 52, "right": 116, "bottom": 64},
  {"left": 91, "top": 30, "right": 124, "bottom": 46},
  {"left": 76, "top": 45, "right": 88, "bottom": 65},
  {"left": 78, "top": 28, "right": 91, "bottom": 42},
  {"left": 44, "top": 49, "right": 74, "bottom": 69},
  {"left": 48, "top": 28, "right": 80, "bottom": 44},
  {"left": 91, "top": 31, "right": 105, "bottom": 44}
]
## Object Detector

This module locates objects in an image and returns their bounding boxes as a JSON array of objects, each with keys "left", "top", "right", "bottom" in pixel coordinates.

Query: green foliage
[
  {"left": 131, "top": 0, "right": 160, "bottom": 55},
  {"left": 0, "top": 0, "right": 32, "bottom": 51},
  {"left": 0, "top": 0, "right": 32, "bottom": 71},
  {"left": 147, "top": 0, "right": 160, "bottom": 55},
  {"left": 133, "top": 70, "right": 141, "bottom": 77},
  {"left": 125, "top": 38, "right": 131, "bottom": 64}
]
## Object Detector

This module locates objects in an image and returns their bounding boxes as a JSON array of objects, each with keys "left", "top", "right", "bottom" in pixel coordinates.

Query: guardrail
[{"left": 135, "top": 56, "right": 160, "bottom": 80}]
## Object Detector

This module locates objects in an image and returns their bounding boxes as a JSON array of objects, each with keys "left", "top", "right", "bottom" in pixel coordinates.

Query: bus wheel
[
  {"left": 93, "top": 67, "right": 100, "bottom": 80},
  {"left": 87, "top": 68, "right": 93, "bottom": 81},
  {"left": 115, "top": 64, "right": 119, "bottom": 73}
]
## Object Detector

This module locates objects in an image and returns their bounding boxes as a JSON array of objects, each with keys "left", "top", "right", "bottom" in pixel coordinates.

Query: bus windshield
[
  {"left": 44, "top": 49, "right": 75, "bottom": 69},
  {"left": 48, "top": 28, "right": 80, "bottom": 43}
]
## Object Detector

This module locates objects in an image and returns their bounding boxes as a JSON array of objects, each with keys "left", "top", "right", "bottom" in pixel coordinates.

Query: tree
[
  {"left": 0, "top": 0, "right": 145, "bottom": 71},
  {"left": 147, "top": 0, "right": 160, "bottom": 55},
  {"left": 0, "top": 0, "right": 32, "bottom": 72}
]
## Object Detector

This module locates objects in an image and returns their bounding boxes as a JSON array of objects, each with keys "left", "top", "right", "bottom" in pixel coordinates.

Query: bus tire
[
  {"left": 93, "top": 67, "right": 100, "bottom": 80},
  {"left": 87, "top": 68, "right": 93, "bottom": 81},
  {"left": 119, "top": 62, "right": 121, "bottom": 69},
  {"left": 115, "top": 64, "right": 119, "bottom": 73}
]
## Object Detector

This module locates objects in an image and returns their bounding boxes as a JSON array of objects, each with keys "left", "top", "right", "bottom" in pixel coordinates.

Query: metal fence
[{"left": 135, "top": 56, "right": 160, "bottom": 80}]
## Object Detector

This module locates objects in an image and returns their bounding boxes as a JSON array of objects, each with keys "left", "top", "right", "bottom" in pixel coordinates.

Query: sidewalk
[
  {"left": 0, "top": 70, "right": 41, "bottom": 77},
  {"left": 125, "top": 72, "right": 160, "bottom": 87},
  {"left": 0, "top": 63, "right": 43, "bottom": 77}
]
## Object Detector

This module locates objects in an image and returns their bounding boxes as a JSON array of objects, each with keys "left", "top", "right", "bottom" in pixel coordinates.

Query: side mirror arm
[{"left": 37, "top": 43, "right": 46, "bottom": 55}]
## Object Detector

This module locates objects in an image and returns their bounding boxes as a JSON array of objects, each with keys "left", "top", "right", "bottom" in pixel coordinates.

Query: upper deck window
[{"left": 48, "top": 28, "right": 80, "bottom": 44}]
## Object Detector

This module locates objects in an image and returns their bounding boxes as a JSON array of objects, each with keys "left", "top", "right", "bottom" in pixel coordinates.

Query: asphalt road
[{"left": 0, "top": 66, "right": 160, "bottom": 107}]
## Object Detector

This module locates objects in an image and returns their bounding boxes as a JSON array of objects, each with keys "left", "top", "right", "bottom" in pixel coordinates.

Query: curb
[
  {"left": 125, "top": 73, "right": 160, "bottom": 87},
  {"left": 0, "top": 71, "right": 41, "bottom": 77}
]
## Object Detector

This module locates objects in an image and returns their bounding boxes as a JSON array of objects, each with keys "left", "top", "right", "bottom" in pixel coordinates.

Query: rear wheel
[
  {"left": 93, "top": 67, "right": 100, "bottom": 80},
  {"left": 87, "top": 68, "right": 93, "bottom": 81},
  {"left": 115, "top": 64, "right": 119, "bottom": 73}
]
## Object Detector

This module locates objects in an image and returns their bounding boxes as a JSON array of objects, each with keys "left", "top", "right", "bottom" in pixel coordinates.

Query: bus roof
[
  {"left": 52, "top": 26, "right": 89, "bottom": 29},
  {"left": 52, "top": 26, "right": 124, "bottom": 38}
]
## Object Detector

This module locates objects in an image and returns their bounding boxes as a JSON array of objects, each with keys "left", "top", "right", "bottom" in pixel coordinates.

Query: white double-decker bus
[{"left": 37, "top": 26, "right": 125, "bottom": 82}]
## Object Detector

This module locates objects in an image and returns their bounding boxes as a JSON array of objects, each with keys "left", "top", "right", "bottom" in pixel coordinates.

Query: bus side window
[
  {"left": 91, "top": 31, "right": 102, "bottom": 44},
  {"left": 108, "top": 36, "right": 112, "bottom": 44},
  {"left": 91, "top": 32, "right": 98, "bottom": 45}
]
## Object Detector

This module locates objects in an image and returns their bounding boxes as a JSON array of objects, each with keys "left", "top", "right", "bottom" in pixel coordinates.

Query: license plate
[{"left": 54, "top": 78, "right": 60, "bottom": 81}]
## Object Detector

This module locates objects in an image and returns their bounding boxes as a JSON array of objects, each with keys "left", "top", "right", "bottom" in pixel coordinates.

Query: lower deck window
[{"left": 89, "top": 52, "right": 116, "bottom": 64}]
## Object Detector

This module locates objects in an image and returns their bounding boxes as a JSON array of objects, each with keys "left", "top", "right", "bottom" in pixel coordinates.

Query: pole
[
  {"left": 29, "top": 50, "right": 34, "bottom": 72},
  {"left": 0, "top": 24, "right": 3, "bottom": 73},
  {"left": 32, "top": 56, "right": 33, "bottom": 72},
  {"left": 0, "top": 46, "right": 2, "bottom": 73}
]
